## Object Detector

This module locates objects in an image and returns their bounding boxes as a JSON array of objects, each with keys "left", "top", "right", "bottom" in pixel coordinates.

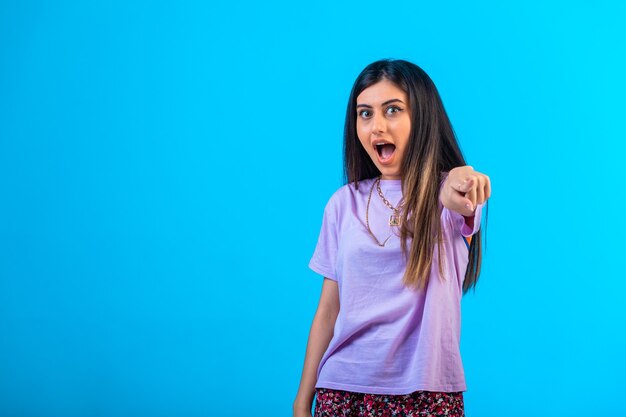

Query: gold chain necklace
[
  {"left": 365, "top": 175, "right": 403, "bottom": 247},
  {"left": 376, "top": 178, "right": 403, "bottom": 226}
]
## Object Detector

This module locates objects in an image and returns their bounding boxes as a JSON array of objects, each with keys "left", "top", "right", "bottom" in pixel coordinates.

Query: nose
[{"left": 371, "top": 111, "right": 386, "bottom": 134}]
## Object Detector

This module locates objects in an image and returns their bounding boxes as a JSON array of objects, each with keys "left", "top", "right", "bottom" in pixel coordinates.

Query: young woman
[{"left": 293, "top": 58, "right": 491, "bottom": 417}]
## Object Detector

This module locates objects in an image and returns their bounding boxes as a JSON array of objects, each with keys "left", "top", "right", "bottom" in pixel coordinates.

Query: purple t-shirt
[{"left": 308, "top": 175, "right": 485, "bottom": 395}]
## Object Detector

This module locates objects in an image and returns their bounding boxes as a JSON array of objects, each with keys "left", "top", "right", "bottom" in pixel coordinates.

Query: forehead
[{"left": 356, "top": 79, "right": 407, "bottom": 104}]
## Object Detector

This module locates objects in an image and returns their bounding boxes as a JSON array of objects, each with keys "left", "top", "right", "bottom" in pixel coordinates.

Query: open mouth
[{"left": 375, "top": 143, "right": 396, "bottom": 162}]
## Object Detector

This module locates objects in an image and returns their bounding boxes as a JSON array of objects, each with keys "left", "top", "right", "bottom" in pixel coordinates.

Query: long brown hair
[{"left": 343, "top": 58, "right": 488, "bottom": 294}]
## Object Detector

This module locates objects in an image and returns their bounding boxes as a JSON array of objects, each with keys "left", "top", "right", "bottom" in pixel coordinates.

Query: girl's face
[{"left": 356, "top": 78, "right": 411, "bottom": 180}]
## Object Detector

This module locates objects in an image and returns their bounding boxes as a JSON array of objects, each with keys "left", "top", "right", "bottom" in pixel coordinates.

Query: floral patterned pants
[{"left": 313, "top": 387, "right": 464, "bottom": 417}]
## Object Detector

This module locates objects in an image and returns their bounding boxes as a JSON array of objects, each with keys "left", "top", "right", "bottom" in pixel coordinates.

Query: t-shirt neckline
[{"left": 377, "top": 177, "right": 402, "bottom": 191}]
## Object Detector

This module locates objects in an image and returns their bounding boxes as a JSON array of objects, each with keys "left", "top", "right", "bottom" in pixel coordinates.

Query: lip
[
  {"left": 371, "top": 139, "right": 395, "bottom": 148},
  {"left": 375, "top": 144, "right": 396, "bottom": 165}
]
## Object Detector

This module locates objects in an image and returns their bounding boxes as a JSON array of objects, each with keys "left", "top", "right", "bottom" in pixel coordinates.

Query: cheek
[
  {"left": 356, "top": 123, "right": 365, "bottom": 138},
  {"left": 356, "top": 129, "right": 370, "bottom": 150}
]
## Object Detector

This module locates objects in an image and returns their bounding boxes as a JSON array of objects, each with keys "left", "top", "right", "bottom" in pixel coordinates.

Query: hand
[{"left": 441, "top": 165, "right": 491, "bottom": 217}]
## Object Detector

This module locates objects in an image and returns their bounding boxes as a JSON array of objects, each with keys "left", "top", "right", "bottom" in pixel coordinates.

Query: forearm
[{"left": 293, "top": 311, "right": 337, "bottom": 412}]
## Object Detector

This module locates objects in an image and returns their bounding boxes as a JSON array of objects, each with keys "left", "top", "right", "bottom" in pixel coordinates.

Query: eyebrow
[{"left": 356, "top": 98, "right": 405, "bottom": 108}]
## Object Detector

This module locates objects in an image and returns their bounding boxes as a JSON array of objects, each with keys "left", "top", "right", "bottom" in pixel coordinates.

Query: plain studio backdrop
[{"left": 0, "top": 1, "right": 624, "bottom": 416}]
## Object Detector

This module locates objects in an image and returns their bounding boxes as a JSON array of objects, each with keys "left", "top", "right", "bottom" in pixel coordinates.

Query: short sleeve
[
  {"left": 439, "top": 171, "right": 484, "bottom": 237},
  {"left": 308, "top": 196, "right": 339, "bottom": 281},
  {"left": 446, "top": 201, "right": 485, "bottom": 237}
]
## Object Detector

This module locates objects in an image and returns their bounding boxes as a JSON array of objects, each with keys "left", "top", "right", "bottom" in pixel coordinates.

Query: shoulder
[
  {"left": 329, "top": 177, "right": 375, "bottom": 205},
  {"left": 322, "top": 177, "right": 376, "bottom": 217}
]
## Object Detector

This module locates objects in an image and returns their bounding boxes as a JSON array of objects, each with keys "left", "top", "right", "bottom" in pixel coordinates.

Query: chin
[{"left": 380, "top": 168, "right": 400, "bottom": 176}]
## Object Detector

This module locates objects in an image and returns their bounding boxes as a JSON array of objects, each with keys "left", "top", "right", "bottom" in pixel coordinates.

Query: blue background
[{"left": 1, "top": 1, "right": 625, "bottom": 416}]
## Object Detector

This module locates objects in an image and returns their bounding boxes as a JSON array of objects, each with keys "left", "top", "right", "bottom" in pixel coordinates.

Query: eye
[
  {"left": 386, "top": 106, "right": 403, "bottom": 115},
  {"left": 358, "top": 106, "right": 403, "bottom": 119}
]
